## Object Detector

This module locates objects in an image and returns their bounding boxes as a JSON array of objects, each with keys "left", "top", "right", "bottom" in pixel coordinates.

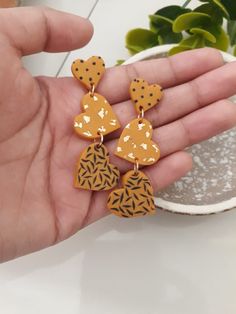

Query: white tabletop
[{"left": 1, "top": 1, "right": 236, "bottom": 314}]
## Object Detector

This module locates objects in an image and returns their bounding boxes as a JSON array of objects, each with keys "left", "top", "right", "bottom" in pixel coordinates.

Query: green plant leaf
[
  {"left": 168, "top": 45, "right": 192, "bottom": 56},
  {"left": 116, "top": 59, "right": 125, "bottom": 66},
  {"left": 211, "top": 0, "right": 229, "bottom": 19},
  {"left": 149, "top": 5, "right": 189, "bottom": 45},
  {"left": 233, "top": 45, "right": 236, "bottom": 56},
  {"left": 221, "top": 0, "right": 236, "bottom": 20},
  {"left": 149, "top": 14, "right": 172, "bottom": 25},
  {"left": 149, "top": 14, "right": 172, "bottom": 33},
  {"left": 190, "top": 27, "right": 216, "bottom": 42},
  {"left": 227, "top": 20, "right": 236, "bottom": 46},
  {"left": 194, "top": 3, "right": 223, "bottom": 24},
  {"left": 125, "top": 45, "right": 141, "bottom": 55},
  {"left": 205, "top": 24, "right": 229, "bottom": 51},
  {"left": 168, "top": 32, "right": 207, "bottom": 56},
  {"left": 173, "top": 12, "right": 211, "bottom": 32},
  {"left": 158, "top": 31, "right": 182, "bottom": 44},
  {"left": 180, "top": 34, "right": 205, "bottom": 48},
  {"left": 125, "top": 28, "right": 158, "bottom": 54},
  {"left": 153, "top": 5, "right": 191, "bottom": 21},
  {"left": 149, "top": 5, "right": 190, "bottom": 33},
  {"left": 199, "top": 0, "right": 231, "bottom": 19}
]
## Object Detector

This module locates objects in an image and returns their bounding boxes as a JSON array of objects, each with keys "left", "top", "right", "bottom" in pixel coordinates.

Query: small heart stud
[
  {"left": 71, "top": 56, "right": 106, "bottom": 89},
  {"left": 130, "top": 78, "right": 163, "bottom": 113}
]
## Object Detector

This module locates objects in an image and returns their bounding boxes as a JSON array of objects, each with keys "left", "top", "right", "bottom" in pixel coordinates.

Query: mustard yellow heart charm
[
  {"left": 115, "top": 118, "right": 160, "bottom": 166},
  {"left": 74, "top": 92, "right": 120, "bottom": 139},
  {"left": 108, "top": 170, "right": 155, "bottom": 218},
  {"left": 130, "top": 78, "right": 163, "bottom": 113},
  {"left": 71, "top": 56, "right": 105, "bottom": 89},
  {"left": 75, "top": 143, "right": 120, "bottom": 191}
]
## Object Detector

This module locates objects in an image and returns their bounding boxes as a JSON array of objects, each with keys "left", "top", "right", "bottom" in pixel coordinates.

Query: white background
[{"left": 0, "top": 1, "right": 236, "bottom": 314}]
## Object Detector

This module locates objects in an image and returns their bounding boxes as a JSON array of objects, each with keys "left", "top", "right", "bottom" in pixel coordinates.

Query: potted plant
[{"left": 117, "top": 0, "right": 236, "bottom": 64}]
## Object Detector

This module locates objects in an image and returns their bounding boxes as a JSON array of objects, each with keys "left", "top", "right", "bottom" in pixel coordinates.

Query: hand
[{"left": 1, "top": 7, "right": 236, "bottom": 263}]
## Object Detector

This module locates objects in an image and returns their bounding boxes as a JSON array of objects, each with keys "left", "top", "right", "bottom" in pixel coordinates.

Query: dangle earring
[
  {"left": 108, "top": 78, "right": 163, "bottom": 218},
  {"left": 72, "top": 56, "right": 120, "bottom": 190}
]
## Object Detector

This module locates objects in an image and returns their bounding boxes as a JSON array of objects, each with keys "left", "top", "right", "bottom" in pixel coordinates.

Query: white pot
[{"left": 124, "top": 44, "right": 236, "bottom": 215}]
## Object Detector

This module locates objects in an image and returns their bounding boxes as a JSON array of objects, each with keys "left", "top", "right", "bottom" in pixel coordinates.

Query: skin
[{"left": 0, "top": 7, "right": 236, "bottom": 263}]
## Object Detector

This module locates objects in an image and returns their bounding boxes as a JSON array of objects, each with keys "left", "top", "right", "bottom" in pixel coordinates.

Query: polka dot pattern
[
  {"left": 130, "top": 78, "right": 163, "bottom": 113},
  {"left": 71, "top": 56, "right": 106, "bottom": 90}
]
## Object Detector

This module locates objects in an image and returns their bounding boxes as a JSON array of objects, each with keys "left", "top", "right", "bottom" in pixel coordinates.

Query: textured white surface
[
  {"left": 0, "top": 1, "right": 236, "bottom": 314},
  {"left": 1, "top": 212, "right": 236, "bottom": 314}
]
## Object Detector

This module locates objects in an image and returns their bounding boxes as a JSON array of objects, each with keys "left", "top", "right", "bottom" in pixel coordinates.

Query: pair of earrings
[{"left": 71, "top": 56, "right": 163, "bottom": 218}]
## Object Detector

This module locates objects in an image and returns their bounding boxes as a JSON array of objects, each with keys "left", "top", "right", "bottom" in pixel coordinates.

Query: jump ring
[
  {"left": 134, "top": 158, "right": 139, "bottom": 174},
  {"left": 138, "top": 106, "right": 144, "bottom": 120},
  {"left": 89, "top": 84, "right": 95, "bottom": 97},
  {"left": 97, "top": 132, "right": 104, "bottom": 147}
]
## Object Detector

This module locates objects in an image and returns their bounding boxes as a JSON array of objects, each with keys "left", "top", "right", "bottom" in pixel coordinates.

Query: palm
[
  {"left": 0, "top": 59, "right": 98, "bottom": 258},
  {"left": 1, "top": 7, "right": 236, "bottom": 262}
]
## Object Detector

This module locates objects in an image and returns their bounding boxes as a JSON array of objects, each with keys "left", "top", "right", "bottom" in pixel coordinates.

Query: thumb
[{"left": 0, "top": 6, "right": 93, "bottom": 55}]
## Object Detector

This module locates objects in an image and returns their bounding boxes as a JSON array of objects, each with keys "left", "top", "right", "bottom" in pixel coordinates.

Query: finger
[
  {"left": 108, "top": 60, "right": 236, "bottom": 138},
  {"left": 96, "top": 48, "right": 223, "bottom": 104},
  {"left": 143, "top": 151, "right": 192, "bottom": 191},
  {"left": 0, "top": 7, "right": 93, "bottom": 55},
  {"left": 51, "top": 48, "right": 223, "bottom": 124},
  {"left": 156, "top": 99, "right": 236, "bottom": 157},
  {"left": 106, "top": 99, "right": 236, "bottom": 172},
  {"left": 54, "top": 47, "right": 223, "bottom": 125},
  {"left": 83, "top": 151, "right": 192, "bottom": 226},
  {"left": 52, "top": 55, "right": 236, "bottom": 146}
]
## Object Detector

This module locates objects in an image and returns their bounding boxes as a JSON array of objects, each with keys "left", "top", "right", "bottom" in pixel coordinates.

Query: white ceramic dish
[{"left": 124, "top": 44, "right": 236, "bottom": 215}]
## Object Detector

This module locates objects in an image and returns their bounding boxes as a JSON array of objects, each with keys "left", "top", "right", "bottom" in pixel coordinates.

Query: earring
[
  {"left": 107, "top": 78, "right": 163, "bottom": 218},
  {"left": 72, "top": 56, "right": 120, "bottom": 191}
]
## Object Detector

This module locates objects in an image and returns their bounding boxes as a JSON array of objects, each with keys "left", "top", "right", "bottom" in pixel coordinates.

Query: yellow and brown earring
[
  {"left": 71, "top": 56, "right": 120, "bottom": 190},
  {"left": 107, "top": 78, "right": 163, "bottom": 217}
]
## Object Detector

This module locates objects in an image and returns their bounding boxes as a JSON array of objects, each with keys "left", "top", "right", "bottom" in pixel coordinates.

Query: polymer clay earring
[
  {"left": 72, "top": 56, "right": 120, "bottom": 190},
  {"left": 107, "top": 78, "right": 163, "bottom": 218}
]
